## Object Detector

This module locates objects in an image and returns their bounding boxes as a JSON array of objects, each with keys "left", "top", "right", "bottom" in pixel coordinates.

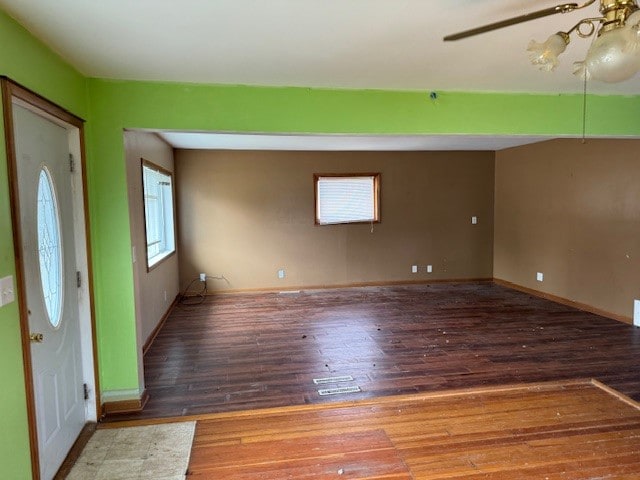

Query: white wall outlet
[
  {"left": 278, "top": 269, "right": 285, "bottom": 279},
  {"left": 427, "top": 265, "right": 433, "bottom": 273},
  {"left": 536, "top": 272, "right": 544, "bottom": 282},
  {"left": 199, "top": 272, "right": 206, "bottom": 282},
  {"left": 471, "top": 216, "right": 478, "bottom": 225},
  {"left": 0, "top": 276, "right": 15, "bottom": 307},
  {"left": 411, "top": 265, "right": 418, "bottom": 273},
  {"left": 634, "top": 299, "right": 640, "bottom": 327}
]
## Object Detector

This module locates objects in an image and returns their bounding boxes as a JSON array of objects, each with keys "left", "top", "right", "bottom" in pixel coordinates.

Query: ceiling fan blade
[{"left": 443, "top": 3, "right": 579, "bottom": 41}]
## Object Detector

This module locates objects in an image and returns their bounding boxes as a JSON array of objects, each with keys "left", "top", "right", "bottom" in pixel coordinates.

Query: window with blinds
[
  {"left": 314, "top": 173, "right": 381, "bottom": 225},
  {"left": 142, "top": 160, "right": 176, "bottom": 269}
]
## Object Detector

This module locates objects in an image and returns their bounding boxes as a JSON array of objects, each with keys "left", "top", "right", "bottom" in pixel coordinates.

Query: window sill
[{"left": 146, "top": 249, "right": 176, "bottom": 272}]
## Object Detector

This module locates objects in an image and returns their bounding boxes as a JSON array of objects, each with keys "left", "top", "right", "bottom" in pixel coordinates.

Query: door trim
[{"left": 1, "top": 77, "right": 100, "bottom": 480}]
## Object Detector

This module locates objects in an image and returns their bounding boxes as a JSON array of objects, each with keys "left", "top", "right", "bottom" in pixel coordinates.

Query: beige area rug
[{"left": 67, "top": 421, "right": 196, "bottom": 480}]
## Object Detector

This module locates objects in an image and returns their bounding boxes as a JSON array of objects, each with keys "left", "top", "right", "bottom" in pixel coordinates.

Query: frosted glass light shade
[
  {"left": 527, "top": 33, "right": 569, "bottom": 71},
  {"left": 574, "top": 12, "right": 640, "bottom": 83}
]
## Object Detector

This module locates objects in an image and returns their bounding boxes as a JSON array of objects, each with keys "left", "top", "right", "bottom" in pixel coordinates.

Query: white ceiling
[
  {"left": 2, "top": 0, "right": 639, "bottom": 95},
  {"left": 156, "top": 131, "right": 553, "bottom": 151}
]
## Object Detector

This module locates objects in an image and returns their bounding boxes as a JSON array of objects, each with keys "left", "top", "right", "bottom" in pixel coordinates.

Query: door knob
[{"left": 29, "top": 333, "right": 44, "bottom": 343}]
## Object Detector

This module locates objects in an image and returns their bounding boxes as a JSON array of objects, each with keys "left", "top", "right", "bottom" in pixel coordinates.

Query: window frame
[
  {"left": 313, "top": 172, "right": 381, "bottom": 226},
  {"left": 141, "top": 158, "right": 176, "bottom": 271}
]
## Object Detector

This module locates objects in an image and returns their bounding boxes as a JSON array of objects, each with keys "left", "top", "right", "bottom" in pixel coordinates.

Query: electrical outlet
[
  {"left": 278, "top": 269, "right": 285, "bottom": 279},
  {"left": 199, "top": 273, "right": 206, "bottom": 282},
  {"left": 634, "top": 299, "right": 640, "bottom": 327},
  {"left": 427, "top": 265, "right": 433, "bottom": 273},
  {"left": 536, "top": 272, "right": 544, "bottom": 282},
  {"left": 411, "top": 265, "right": 418, "bottom": 273},
  {"left": 0, "top": 276, "right": 15, "bottom": 307},
  {"left": 471, "top": 216, "right": 478, "bottom": 225}
]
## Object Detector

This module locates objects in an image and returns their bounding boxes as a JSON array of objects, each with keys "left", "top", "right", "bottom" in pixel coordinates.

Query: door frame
[{"left": 1, "top": 77, "right": 100, "bottom": 480}]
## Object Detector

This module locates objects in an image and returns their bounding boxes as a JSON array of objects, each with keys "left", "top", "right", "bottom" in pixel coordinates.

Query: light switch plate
[
  {"left": 634, "top": 300, "right": 640, "bottom": 327},
  {"left": 536, "top": 272, "right": 544, "bottom": 282},
  {"left": 471, "top": 216, "right": 478, "bottom": 225},
  {"left": 0, "top": 276, "right": 15, "bottom": 307}
]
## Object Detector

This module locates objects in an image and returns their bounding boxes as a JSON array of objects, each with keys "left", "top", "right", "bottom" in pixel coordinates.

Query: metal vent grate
[
  {"left": 317, "top": 386, "right": 361, "bottom": 396},
  {"left": 313, "top": 376, "right": 354, "bottom": 385}
]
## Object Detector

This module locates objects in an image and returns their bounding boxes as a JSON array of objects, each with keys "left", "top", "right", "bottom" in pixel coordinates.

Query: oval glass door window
[{"left": 37, "top": 167, "right": 63, "bottom": 328}]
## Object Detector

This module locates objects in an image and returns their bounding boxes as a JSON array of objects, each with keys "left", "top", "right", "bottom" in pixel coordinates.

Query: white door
[{"left": 13, "top": 104, "right": 86, "bottom": 480}]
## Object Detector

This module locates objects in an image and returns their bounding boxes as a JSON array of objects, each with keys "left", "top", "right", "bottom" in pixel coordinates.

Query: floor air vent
[
  {"left": 312, "top": 375, "right": 354, "bottom": 385},
  {"left": 317, "top": 386, "right": 361, "bottom": 396}
]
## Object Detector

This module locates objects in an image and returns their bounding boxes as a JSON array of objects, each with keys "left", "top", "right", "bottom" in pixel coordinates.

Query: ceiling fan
[{"left": 444, "top": 0, "right": 640, "bottom": 83}]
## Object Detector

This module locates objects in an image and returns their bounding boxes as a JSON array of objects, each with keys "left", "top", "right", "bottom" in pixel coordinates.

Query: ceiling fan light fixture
[
  {"left": 444, "top": 0, "right": 640, "bottom": 83},
  {"left": 576, "top": 10, "right": 640, "bottom": 82},
  {"left": 527, "top": 32, "right": 570, "bottom": 71}
]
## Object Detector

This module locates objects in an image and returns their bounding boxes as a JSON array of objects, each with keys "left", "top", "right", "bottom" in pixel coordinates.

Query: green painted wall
[
  {"left": 88, "top": 79, "right": 640, "bottom": 135},
  {"left": 87, "top": 79, "right": 640, "bottom": 394},
  {"left": 0, "top": 9, "right": 88, "bottom": 479}
]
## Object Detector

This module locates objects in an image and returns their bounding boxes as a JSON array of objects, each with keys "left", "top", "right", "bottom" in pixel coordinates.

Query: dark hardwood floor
[{"left": 107, "top": 282, "right": 640, "bottom": 421}]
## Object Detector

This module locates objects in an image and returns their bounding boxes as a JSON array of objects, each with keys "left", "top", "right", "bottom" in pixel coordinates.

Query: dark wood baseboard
[
  {"left": 493, "top": 278, "right": 632, "bottom": 325},
  {"left": 143, "top": 295, "right": 179, "bottom": 355},
  {"left": 53, "top": 422, "right": 96, "bottom": 479},
  {"left": 102, "top": 390, "right": 149, "bottom": 417},
  {"left": 203, "top": 277, "right": 494, "bottom": 296}
]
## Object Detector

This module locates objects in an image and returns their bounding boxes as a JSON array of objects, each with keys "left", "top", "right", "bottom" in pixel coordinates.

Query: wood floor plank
[{"left": 190, "top": 429, "right": 412, "bottom": 479}]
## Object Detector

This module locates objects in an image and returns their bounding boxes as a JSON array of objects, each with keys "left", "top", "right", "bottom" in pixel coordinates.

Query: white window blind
[
  {"left": 142, "top": 162, "right": 175, "bottom": 268},
  {"left": 316, "top": 175, "right": 379, "bottom": 225}
]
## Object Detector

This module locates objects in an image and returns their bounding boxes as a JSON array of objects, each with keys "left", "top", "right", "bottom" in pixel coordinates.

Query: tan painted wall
[
  {"left": 124, "top": 131, "right": 180, "bottom": 359},
  {"left": 175, "top": 150, "right": 494, "bottom": 291},
  {"left": 494, "top": 138, "right": 640, "bottom": 320}
]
